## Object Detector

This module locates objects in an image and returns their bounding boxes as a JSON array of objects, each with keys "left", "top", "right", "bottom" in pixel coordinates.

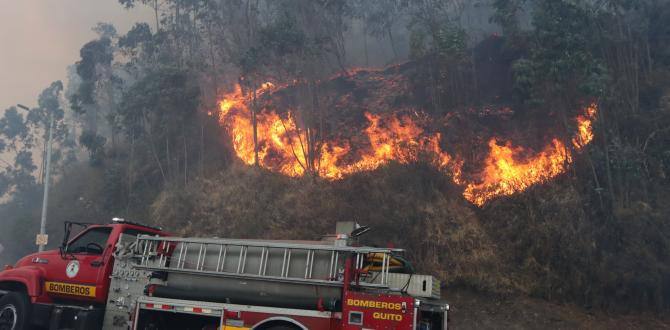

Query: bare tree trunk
[
  {"left": 387, "top": 27, "right": 399, "bottom": 59},
  {"left": 205, "top": 13, "right": 219, "bottom": 96},
  {"left": 154, "top": 0, "right": 160, "bottom": 32},
  {"left": 317, "top": 81, "right": 324, "bottom": 173},
  {"left": 183, "top": 129, "right": 187, "bottom": 187},
  {"left": 191, "top": 6, "right": 198, "bottom": 61},
  {"left": 279, "top": 119, "right": 307, "bottom": 172},
  {"left": 599, "top": 105, "right": 617, "bottom": 207},
  {"left": 588, "top": 154, "right": 606, "bottom": 212},
  {"left": 200, "top": 123, "right": 204, "bottom": 178},
  {"left": 175, "top": 0, "right": 183, "bottom": 67},
  {"left": 646, "top": 36, "right": 653, "bottom": 74},
  {"left": 151, "top": 140, "right": 167, "bottom": 185},
  {"left": 471, "top": 46, "right": 478, "bottom": 98},
  {"left": 252, "top": 84, "right": 259, "bottom": 166},
  {"left": 363, "top": 21, "right": 369, "bottom": 66},
  {"left": 126, "top": 131, "right": 135, "bottom": 214},
  {"left": 245, "top": 0, "right": 252, "bottom": 44},
  {"left": 166, "top": 136, "right": 171, "bottom": 181},
  {"left": 311, "top": 80, "right": 322, "bottom": 175},
  {"left": 143, "top": 113, "right": 167, "bottom": 184}
]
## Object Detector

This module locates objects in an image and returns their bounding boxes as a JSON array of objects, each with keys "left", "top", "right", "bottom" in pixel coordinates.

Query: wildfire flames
[
  {"left": 218, "top": 80, "right": 597, "bottom": 206},
  {"left": 459, "top": 104, "right": 598, "bottom": 205}
]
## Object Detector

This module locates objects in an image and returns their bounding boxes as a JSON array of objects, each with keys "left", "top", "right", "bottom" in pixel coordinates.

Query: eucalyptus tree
[
  {"left": 32, "top": 81, "right": 70, "bottom": 179},
  {"left": 69, "top": 24, "right": 121, "bottom": 145},
  {"left": 352, "top": 0, "right": 409, "bottom": 61},
  {"left": 0, "top": 106, "right": 36, "bottom": 197},
  {"left": 0, "top": 81, "right": 70, "bottom": 198},
  {"left": 118, "top": 66, "right": 200, "bottom": 186}
]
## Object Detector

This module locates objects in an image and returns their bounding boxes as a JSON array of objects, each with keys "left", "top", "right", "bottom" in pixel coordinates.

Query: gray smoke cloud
[{"left": 0, "top": 1, "right": 152, "bottom": 111}]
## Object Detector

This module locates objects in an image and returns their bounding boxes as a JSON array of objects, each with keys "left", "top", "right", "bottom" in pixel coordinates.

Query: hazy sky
[{"left": 0, "top": 1, "right": 152, "bottom": 111}]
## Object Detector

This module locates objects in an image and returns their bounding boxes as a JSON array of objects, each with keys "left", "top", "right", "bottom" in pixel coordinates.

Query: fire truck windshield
[{"left": 67, "top": 227, "right": 112, "bottom": 255}]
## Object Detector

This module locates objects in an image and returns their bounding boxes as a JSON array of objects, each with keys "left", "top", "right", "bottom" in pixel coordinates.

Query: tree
[
  {"left": 33, "top": 81, "right": 70, "bottom": 180},
  {"left": 0, "top": 107, "right": 35, "bottom": 196},
  {"left": 492, "top": 0, "right": 526, "bottom": 37},
  {"left": 239, "top": 4, "right": 347, "bottom": 175},
  {"left": 118, "top": 0, "right": 162, "bottom": 31},
  {"left": 118, "top": 66, "right": 200, "bottom": 185},
  {"left": 352, "top": 0, "right": 408, "bottom": 61},
  {"left": 0, "top": 81, "right": 69, "bottom": 198},
  {"left": 70, "top": 36, "right": 115, "bottom": 133},
  {"left": 79, "top": 130, "right": 107, "bottom": 166}
]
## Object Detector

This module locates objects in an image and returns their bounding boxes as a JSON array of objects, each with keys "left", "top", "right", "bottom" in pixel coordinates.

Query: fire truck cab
[{"left": 0, "top": 219, "right": 164, "bottom": 329}]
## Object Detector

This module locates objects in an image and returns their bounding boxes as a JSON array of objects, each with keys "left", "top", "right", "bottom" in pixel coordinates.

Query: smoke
[{"left": 0, "top": 1, "right": 152, "bottom": 111}]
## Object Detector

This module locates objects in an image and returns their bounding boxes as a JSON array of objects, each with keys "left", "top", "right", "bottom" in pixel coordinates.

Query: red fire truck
[{"left": 0, "top": 219, "right": 448, "bottom": 329}]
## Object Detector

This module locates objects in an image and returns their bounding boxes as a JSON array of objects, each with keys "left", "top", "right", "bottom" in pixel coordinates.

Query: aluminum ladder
[{"left": 132, "top": 235, "right": 403, "bottom": 288}]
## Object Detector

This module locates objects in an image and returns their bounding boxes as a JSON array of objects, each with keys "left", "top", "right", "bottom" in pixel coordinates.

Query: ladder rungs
[{"left": 134, "top": 236, "right": 399, "bottom": 287}]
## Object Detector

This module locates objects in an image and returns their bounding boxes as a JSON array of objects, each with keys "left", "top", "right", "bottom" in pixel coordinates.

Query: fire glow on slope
[
  {"left": 219, "top": 83, "right": 597, "bottom": 206},
  {"left": 458, "top": 104, "right": 598, "bottom": 206},
  {"left": 219, "top": 83, "right": 455, "bottom": 180}
]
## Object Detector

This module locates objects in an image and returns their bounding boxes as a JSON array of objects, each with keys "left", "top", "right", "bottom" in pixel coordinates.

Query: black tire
[
  {"left": 266, "top": 326, "right": 300, "bottom": 330},
  {"left": 0, "top": 292, "right": 31, "bottom": 330}
]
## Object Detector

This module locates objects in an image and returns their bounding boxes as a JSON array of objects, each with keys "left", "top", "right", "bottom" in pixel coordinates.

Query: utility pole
[
  {"left": 18, "top": 104, "right": 54, "bottom": 252},
  {"left": 39, "top": 112, "right": 54, "bottom": 252}
]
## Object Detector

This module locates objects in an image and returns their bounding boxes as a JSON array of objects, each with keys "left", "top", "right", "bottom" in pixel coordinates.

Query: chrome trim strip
[{"left": 136, "top": 296, "right": 335, "bottom": 319}]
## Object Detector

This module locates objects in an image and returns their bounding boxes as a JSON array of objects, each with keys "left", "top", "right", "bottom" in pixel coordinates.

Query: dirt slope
[{"left": 447, "top": 289, "right": 670, "bottom": 330}]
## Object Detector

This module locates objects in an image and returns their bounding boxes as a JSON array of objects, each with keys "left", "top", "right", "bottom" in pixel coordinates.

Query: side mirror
[
  {"left": 59, "top": 221, "right": 92, "bottom": 259},
  {"left": 59, "top": 222, "right": 73, "bottom": 259}
]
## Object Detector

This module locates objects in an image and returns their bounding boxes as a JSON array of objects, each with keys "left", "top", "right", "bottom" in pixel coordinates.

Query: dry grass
[{"left": 150, "top": 160, "right": 670, "bottom": 311}]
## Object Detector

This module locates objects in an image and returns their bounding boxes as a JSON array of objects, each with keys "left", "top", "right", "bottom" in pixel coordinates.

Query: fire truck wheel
[
  {"left": 265, "top": 326, "right": 300, "bottom": 330},
  {"left": 0, "top": 292, "right": 32, "bottom": 330}
]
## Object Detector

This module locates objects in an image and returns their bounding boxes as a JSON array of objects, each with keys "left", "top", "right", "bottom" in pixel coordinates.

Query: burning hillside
[{"left": 218, "top": 66, "right": 597, "bottom": 206}]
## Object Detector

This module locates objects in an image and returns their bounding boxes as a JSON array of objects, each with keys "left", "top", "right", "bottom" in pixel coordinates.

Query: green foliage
[
  {"left": 353, "top": 0, "right": 402, "bottom": 35},
  {"left": 240, "top": 13, "right": 309, "bottom": 75},
  {"left": 118, "top": 66, "right": 199, "bottom": 138},
  {"left": 92, "top": 22, "right": 117, "bottom": 39},
  {"left": 79, "top": 130, "right": 107, "bottom": 166},
  {"left": 259, "top": 14, "right": 308, "bottom": 57},
  {"left": 408, "top": 15, "right": 466, "bottom": 61},
  {"left": 13, "top": 151, "right": 36, "bottom": 175},
  {"left": 532, "top": 1, "right": 596, "bottom": 80},
  {"left": 117, "top": 0, "right": 137, "bottom": 9},
  {"left": 491, "top": 0, "right": 526, "bottom": 37},
  {"left": 118, "top": 23, "right": 155, "bottom": 57},
  {"left": 434, "top": 23, "right": 467, "bottom": 59},
  {"left": 240, "top": 10, "right": 333, "bottom": 80},
  {"left": 511, "top": 58, "right": 535, "bottom": 102},
  {"left": 34, "top": 81, "right": 65, "bottom": 124},
  {"left": 409, "top": 29, "right": 428, "bottom": 59},
  {"left": 72, "top": 38, "right": 113, "bottom": 107},
  {"left": 0, "top": 107, "right": 29, "bottom": 143},
  {"left": 0, "top": 80, "right": 70, "bottom": 201},
  {"left": 103, "top": 162, "right": 126, "bottom": 211}
]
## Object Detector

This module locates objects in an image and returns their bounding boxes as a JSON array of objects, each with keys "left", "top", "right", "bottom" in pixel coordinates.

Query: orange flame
[
  {"left": 461, "top": 104, "right": 598, "bottom": 206},
  {"left": 461, "top": 138, "right": 571, "bottom": 206},
  {"left": 572, "top": 103, "right": 597, "bottom": 149},
  {"left": 219, "top": 82, "right": 598, "bottom": 206},
  {"left": 218, "top": 83, "right": 454, "bottom": 180}
]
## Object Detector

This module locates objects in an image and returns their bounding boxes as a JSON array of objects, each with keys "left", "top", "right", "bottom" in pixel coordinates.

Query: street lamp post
[{"left": 17, "top": 104, "right": 54, "bottom": 252}]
